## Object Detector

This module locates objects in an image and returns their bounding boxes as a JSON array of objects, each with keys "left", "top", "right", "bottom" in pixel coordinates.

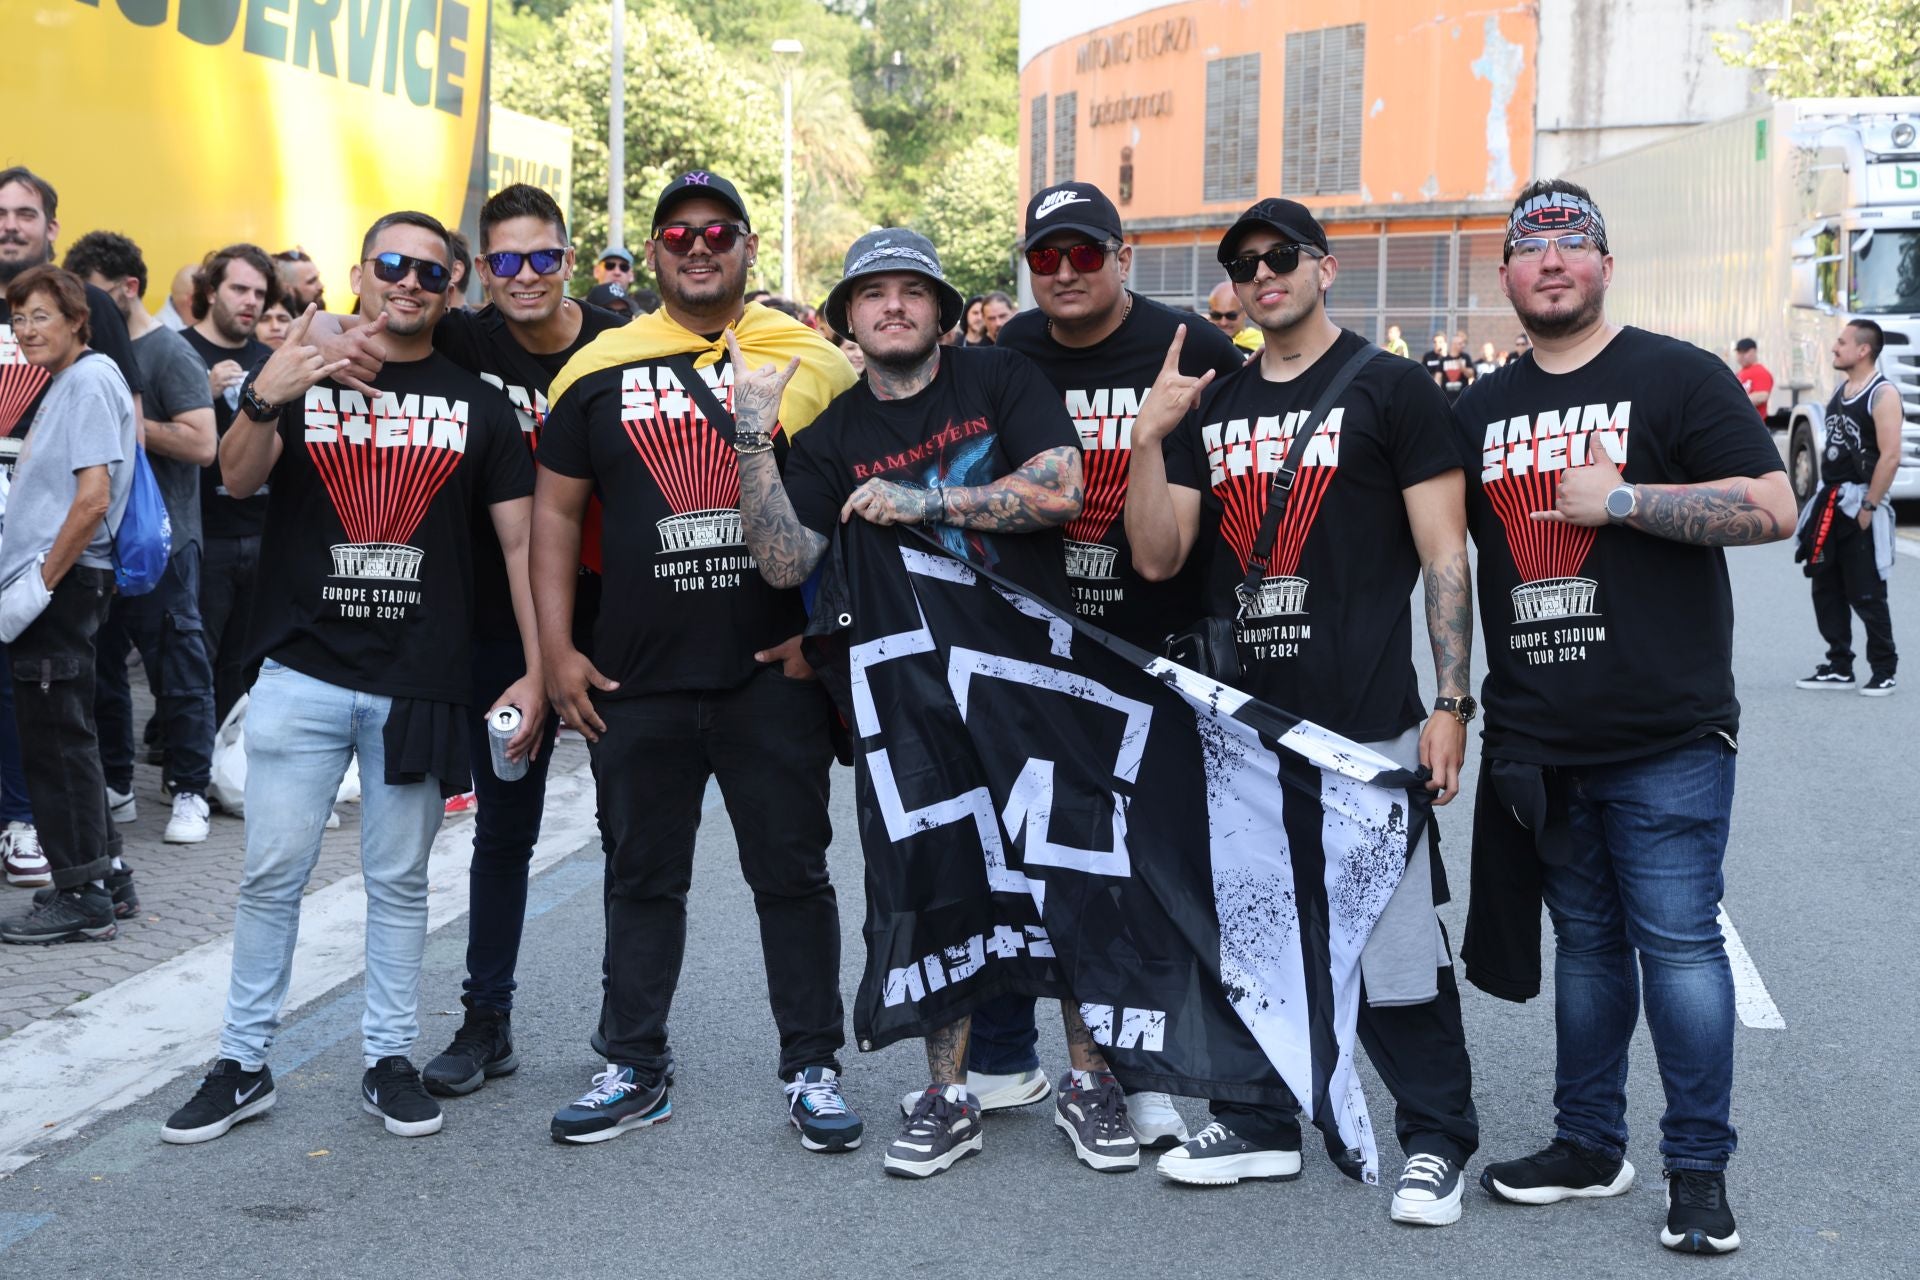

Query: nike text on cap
[
  {"left": 1022, "top": 181, "right": 1125, "bottom": 250},
  {"left": 652, "top": 170, "right": 752, "bottom": 234},
  {"left": 1217, "top": 198, "right": 1330, "bottom": 262}
]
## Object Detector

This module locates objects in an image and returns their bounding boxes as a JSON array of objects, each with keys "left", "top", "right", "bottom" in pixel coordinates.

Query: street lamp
[
  {"left": 771, "top": 37, "right": 803, "bottom": 300},
  {"left": 609, "top": 0, "right": 626, "bottom": 250}
]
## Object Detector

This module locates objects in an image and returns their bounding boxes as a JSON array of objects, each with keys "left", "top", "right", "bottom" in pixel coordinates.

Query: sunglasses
[
  {"left": 1506, "top": 233, "right": 1601, "bottom": 261},
  {"left": 655, "top": 223, "right": 745, "bottom": 255},
  {"left": 1024, "top": 241, "right": 1117, "bottom": 276},
  {"left": 485, "top": 248, "right": 568, "bottom": 278},
  {"left": 1222, "top": 244, "right": 1321, "bottom": 283},
  {"left": 273, "top": 249, "right": 311, "bottom": 263},
  {"left": 1209, "top": 309, "right": 1241, "bottom": 322},
  {"left": 365, "top": 252, "right": 450, "bottom": 293},
  {"left": 599, "top": 257, "right": 632, "bottom": 271}
]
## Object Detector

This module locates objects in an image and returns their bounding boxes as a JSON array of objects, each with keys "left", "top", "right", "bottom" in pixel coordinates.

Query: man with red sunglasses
[{"left": 984, "top": 181, "right": 1243, "bottom": 1153}]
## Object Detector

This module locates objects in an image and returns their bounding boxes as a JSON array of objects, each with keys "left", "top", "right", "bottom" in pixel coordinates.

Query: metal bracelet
[{"left": 733, "top": 432, "right": 775, "bottom": 455}]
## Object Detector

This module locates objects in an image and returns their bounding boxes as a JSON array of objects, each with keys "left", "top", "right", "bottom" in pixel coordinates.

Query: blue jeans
[
  {"left": 0, "top": 640, "right": 31, "bottom": 824},
  {"left": 219, "top": 661, "right": 444, "bottom": 1069},
  {"left": 968, "top": 994, "right": 1042, "bottom": 1074},
  {"left": 1542, "top": 735, "right": 1738, "bottom": 1172},
  {"left": 95, "top": 540, "right": 216, "bottom": 795}
]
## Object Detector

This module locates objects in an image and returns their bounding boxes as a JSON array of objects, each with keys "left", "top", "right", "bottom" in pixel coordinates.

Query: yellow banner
[
  {"left": 487, "top": 105, "right": 572, "bottom": 218},
  {"left": 3, "top": 0, "right": 490, "bottom": 309}
]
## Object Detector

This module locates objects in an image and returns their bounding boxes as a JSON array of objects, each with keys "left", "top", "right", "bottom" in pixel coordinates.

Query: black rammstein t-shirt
[{"left": 183, "top": 328, "right": 274, "bottom": 539}]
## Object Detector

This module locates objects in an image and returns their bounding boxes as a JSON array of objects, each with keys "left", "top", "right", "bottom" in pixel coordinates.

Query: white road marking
[
  {"left": 0, "top": 761, "right": 603, "bottom": 1177},
  {"left": 1718, "top": 905, "right": 1785, "bottom": 1030}
]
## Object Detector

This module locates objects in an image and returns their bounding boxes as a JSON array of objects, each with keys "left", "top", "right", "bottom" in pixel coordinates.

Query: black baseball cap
[
  {"left": 1021, "top": 182, "right": 1124, "bottom": 250},
  {"left": 651, "top": 170, "right": 752, "bottom": 234},
  {"left": 1734, "top": 337, "right": 1758, "bottom": 352},
  {"left": 1218, "top": 198, "right": 1330, "bottom": 262},
  {"left": 585, "top": 283, "right": 633, "bottom": 315}
]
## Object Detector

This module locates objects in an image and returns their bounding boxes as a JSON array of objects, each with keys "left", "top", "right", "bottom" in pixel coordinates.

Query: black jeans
[
  {"left": 592, "top": 667, "right": 841, "bottom": 1082},
  {"left": 96, "top": 540, "right": 215, "bottom": 795},
  {"left": 1212, "top": 949, "right": 1480, "bottom": 1167},
  {"left": 461, "top": 634, "right": 559, "bottom": 1012},
  {"left": 1812, "top": 515, "right": 1897, "bottom": 678},
  {"left": 200, "top": 533, "right": 261, "bottom": 726},
  {"left": 9, "top": 566, "right": 122, "bottom": 888}
]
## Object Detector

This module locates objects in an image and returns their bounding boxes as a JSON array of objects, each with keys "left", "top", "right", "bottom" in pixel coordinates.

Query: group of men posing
[{"left": 11, "top": 164, "right": 1788, "bottom": 1257}]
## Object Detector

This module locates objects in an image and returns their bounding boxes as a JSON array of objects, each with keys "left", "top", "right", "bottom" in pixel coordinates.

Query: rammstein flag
[{"left": 807, "top": 523, "right": 1430, "bottom": 1183}]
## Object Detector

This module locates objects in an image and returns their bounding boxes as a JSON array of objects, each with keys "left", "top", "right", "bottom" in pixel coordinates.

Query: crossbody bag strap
[
  {"left": 661, "top": 352, "right": 738, "bottom": 442},
  {"left": 1234, "top": 342, "right": 1383, "bottom": 618}
]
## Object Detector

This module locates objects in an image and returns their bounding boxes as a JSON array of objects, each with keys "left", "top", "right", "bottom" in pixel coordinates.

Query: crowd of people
[{"left": 0, "top": 152, "right": 1884, "bottom": 1257}]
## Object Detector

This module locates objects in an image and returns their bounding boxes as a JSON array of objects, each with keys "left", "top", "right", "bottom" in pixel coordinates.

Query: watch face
[
  {"left": 1606, "top": 486, "right": 1635, "bottom": 518},
  {"left": 1458, "top": 695, "right": 1477, "bottom": 719}
]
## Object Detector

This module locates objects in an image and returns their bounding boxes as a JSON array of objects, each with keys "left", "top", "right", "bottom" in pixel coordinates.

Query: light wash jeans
[{"left": 219, "top": 660, "right": 443, "bottom": 1069}]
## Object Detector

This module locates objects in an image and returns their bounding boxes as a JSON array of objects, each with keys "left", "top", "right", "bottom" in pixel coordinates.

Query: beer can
[{"left": 487, "top": 705, "right": 528, "bottom": 781}]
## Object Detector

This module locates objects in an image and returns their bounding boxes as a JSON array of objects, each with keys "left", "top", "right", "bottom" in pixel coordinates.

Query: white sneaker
[
  {"left": 2, "top": 821, "right": 51, "bottom": 888},
  {"left": 164, "top": 792, "right": 211, "bottom": 843},
  {"left": 1390, "top": 1152, "right": 1464, "bottom": 1226},
  {"left": 106, "top": 786, "right": 138, "bottom": 823},
  {"left": 900, "top": 1066, "right": 1052, "bottom": 1116},
  {"left": 1127, "top": 1090, "right": 1189, "bottom": 1148},
  {"left": 325, "top": 808, "right": 342, "bottom": 830}
]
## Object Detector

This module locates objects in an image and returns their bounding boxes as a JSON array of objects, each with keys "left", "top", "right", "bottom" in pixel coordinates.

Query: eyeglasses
[
  {"left": 655, "top": 223, "right": 745, "bottom": 256},
  {"left": 365, "top": 252, "right": 451, "bottom": 293},
  {"left": 1209, "top": 309, "right": 1241, "bottom": 322},
  {"left": 1506, "top": 234, "right": 1601, "bottom": 261},
  {"left": 6, "top": 309, "right": 60, "bottom": 331},
  {"left": 1024, "top": 241, "right": 1117, "bottom": 276},
  {"left": 485, "top": 248, "right": 568, "bottom": 278},
  {"left": 1222, "top": 244, "right": 1321, "bottom": 283}
]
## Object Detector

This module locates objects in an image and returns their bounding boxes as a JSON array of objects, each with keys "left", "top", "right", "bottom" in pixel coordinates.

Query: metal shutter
[
  {"left": 1054, "top": 93, "right": 1078, "bottom": 184},
  {"left": 1030, "top": 95, "right": 1049, "bottom": 198},
  {"left": 1283, "top": 25, "right": 1365, "bottom": 196},
  {"left": 1203, "top": 54, "right": 1260, "bottom": 204}
]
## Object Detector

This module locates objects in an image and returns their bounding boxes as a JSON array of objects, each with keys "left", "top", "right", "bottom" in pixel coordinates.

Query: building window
[
  {"left": 1030, "top": 95, "right": 1049, "bottom": 198},
  {"left": 1132, "top": 244, "right": 1201, "bottom": 309},
  {"left": 1203, "top": 54, "right": 1261, "bottom": 204},
  {"left": 1282, "top": 24, "right": 1365, "bottom": 196},
  {"left": 1053, "top": 93, "right": 1078, "bottom": 184}
]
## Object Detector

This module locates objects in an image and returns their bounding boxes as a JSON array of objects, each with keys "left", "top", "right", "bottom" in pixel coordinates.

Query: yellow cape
[
  {"left": 1232, "top": 326, "right": 1264, "bottom": 354},
  {"left": 547, "top": 300, "right": 857, "bottom": 434}
]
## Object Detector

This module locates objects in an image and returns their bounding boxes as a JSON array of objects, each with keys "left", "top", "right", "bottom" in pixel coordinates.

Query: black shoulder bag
[{"left": 1163, "top": 342, "right": 1384, "bottom": 685}]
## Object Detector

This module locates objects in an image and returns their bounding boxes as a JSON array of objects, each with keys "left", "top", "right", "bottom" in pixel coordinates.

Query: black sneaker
[
  {"left": 34, "top": 864, "right": 138, "bottom": 920},
  {"left": 550, "top": 1065, "right": 670, "bottom": 1144},
  {"left": 161, "top": 1060, "right": 276, "bottom": 1144},
  {"left": 1154, "top": 1120, "right": 1302, "bottom": 1185},
  {"left": 0, "top": 886, "right": 117, "bottom": 944},
  {"left": 422, "top": 1000, "right": 518, "bottom": 1097},
  {"left": 1391, "top": 1152, "right": 1465, "bottom": 1225},
  {"left": 1481, "top": 1136, "right": 1634, "bottom": 1204},
  {"left": 360, "top": 1057, "right": 443, "bottom": 1137},
  {"left": 1795, "top": 664, "right": 1855, "bottom": 690},
  {"left": 1862, "top": 672, "right": 1897, "bottom": 697},
  {"left": 1662, "top": 1168, "right": 1740, "bottom": 1253},
  {"left": 884, "top": 1085, "right": 983, "bottom": 1179},
  {"left": 1053, "top": 1071, "right": 1139, "bottom": 1172},
  {"left": 784, "top": 1066, "right": 863, "bottom": 1152}
]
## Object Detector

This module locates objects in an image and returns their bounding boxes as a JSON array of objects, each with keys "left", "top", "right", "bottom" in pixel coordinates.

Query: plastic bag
[{"left": 208, "top": 693, "right": 361, "bottom": 816}]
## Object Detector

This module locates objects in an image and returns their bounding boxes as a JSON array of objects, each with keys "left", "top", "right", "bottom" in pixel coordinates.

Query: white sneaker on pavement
[
  {"left": 1127, "top": 1090, "right": 1189, "bottom": 1148},
  {"left": 106, "top": 786, "right": 138, "bottom": 824},
  {"left": 2, "top": 821, "right": 51, "bottom": 888},
  {"left": 164, "top": 792, "right": 211, "bottom": 844},
  {"left": 900, "top": 1066, "right": 1052, "bottom": 1116}
]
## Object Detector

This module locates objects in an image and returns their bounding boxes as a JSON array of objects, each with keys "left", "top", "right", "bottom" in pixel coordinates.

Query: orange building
[{"left": 1019, "top": 0, "right": 1539, "bottom": 356}]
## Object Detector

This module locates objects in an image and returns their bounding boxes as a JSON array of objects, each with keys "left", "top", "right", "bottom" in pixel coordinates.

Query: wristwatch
[
  {"left": 238, "top": 371, "right": 280, "bottom": 423},
  {"left": 1434, "top": 695, "right": 1477, "bottom": 724},
  {"left": 1604, "top": 483, "right": 1639, "bottom": 521}
]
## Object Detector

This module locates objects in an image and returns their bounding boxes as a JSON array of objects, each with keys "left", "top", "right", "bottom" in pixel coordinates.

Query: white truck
[{"left": 1565, "top": 97, "right": 1920, "bottom": 504}]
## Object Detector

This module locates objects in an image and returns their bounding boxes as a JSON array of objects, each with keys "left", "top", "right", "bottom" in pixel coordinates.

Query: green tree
[
  {"left": 1714, "top": 0, "right": 1920, "bottom": 96},
  {"left": 917, "top": 135, "right": 1019, "bottom": 297}
]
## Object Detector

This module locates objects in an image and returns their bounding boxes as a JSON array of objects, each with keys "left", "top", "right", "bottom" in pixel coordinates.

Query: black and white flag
[{"left": 808, "top": 524, "right": 1429, "bottom": 1183}]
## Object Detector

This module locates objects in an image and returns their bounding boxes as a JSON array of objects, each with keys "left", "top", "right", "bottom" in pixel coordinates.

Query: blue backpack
[{"left": 111, "top": 444, "right": 172, "bottom": 596}]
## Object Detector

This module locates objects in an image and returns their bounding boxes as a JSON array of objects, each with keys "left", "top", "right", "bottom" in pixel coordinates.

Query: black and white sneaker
[
  {"left": 1390, "top": 1152, "right": 1464, "bottom": 1225},
  {"left": 1662, "top": 1168, "right": 1740, "bottom": 1254},
  {"left": 1861, "top": 672, "right": 1897, "bottom": 697},
  {"left": 422, "top": 1000, "right": 518, "bottom": 1097},
  {"left": 1795, "top": 664, "right": 1855, "bottom": 691},
  {"left": 884, "top": 1085, "right": 983, "bottom": 1179},
  {"left": 1155, "top": 1121, "right": 1302, "bottom": 1186},
  {"left": 898, "top": 1066, "right": 1051, "bottom": 1116},
  {"left": 161, "top": 1060, "right": 276, "bottom": 1144},
  {"left": 0, "top": 886, "right": 117, "bottom": 944},
  {"left": 550, "top": 1065, "right": 670, "bottom": 1144},
  {"left": 361, "top": 1057, "right": 444, "bottom": 1137},
  {"left": 785, "top": 1066, "right": 863, "bottom": 1152},
  {"left": 34, "top": 864, "right": 139, "bottom": 920},
  {"left": 1053, "top": 1070, "right": 1139, "bottom": 1172},
  {"left": 1481, "top": 1137, "right": 1634, "bottom": 1204}
]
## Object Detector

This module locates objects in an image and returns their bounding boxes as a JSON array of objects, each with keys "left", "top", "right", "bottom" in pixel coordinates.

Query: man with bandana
[{"left": 1454, "top": 180, "right": 1795, "bottom": 1255}]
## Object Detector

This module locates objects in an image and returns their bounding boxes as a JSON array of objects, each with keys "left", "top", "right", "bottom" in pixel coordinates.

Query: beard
[
  {"left": 209, "top": 300, "right": 253, "bottom": 343},
  {"left": 1511, "top": 284, "right": 1606, "bottom": 340},
  {"left": 660, "top": 255, "right": 744, "bottom": 314},
  {"left": 861, "top": 326, "right": 939, "bottom": 375},
  {"left": 0, "top": 238, "right": 51, "bottom": 285}
]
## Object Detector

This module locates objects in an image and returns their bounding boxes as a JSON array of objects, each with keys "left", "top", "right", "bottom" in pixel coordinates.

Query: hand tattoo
[
  {"left": 1422, "top": 547, "right": 1473, "bottom": 698},
  {"left": 737, "top": 448, "right": 827, "bottom": 588},
  {"left": 1628, "top": 480, "right": 1788, "bottom": 547},
  {"left": 925, "top": 1018, "right": 971, "bottom": 1086},
  {"left": 938, "top": 446, "right": 1084, "bottom": 533}
]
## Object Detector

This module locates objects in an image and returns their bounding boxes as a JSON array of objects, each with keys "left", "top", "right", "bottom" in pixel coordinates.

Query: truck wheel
[{"left": 1789, "top": 423, "right": 1816, "bottom": 506}]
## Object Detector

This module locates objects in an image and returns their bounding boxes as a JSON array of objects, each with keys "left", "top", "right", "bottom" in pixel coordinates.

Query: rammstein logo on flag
[{"left": 808, "top": 522, "right": 1430, "bottom": 1183}]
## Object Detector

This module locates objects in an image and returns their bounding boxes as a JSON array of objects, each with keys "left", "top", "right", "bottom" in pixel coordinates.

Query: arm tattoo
[
  {"left": 940, "top": 446, "right": 1084, "bottom": 533},
  {"left": 1061, "top": 1004, "right": 1111, "bottom": 1073},
  {"left": 1422, "top": 548, "right": 1473, "bottom": 699},
  {"left": 737, "top": 448, "right": 827, "bottom": 589},
  {"left": 925, "top": 1017, "right": 971, "bottom": 1086},
  {"left": 1627, "top": 480, "right": 1786, "bottom": 547}
]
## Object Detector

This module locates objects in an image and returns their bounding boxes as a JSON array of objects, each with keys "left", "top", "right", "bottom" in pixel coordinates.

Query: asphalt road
[{"left": 1, "top": 538, "right": 1914, "bottom": 1279}]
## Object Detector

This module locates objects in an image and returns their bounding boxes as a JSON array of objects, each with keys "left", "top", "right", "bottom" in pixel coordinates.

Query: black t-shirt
[
  {"left": 1424, "top": 349, "right": 1473, "bottom": 403},
  {"left": 994, "top": 294, "right": 1244, "bottom": 646},
  {"left": 1166, "top": 330, "right": 1461, "bottom": 740},
  {"left": 538, "top": 351, "right": 806, "bottom": 694},
  {"left": 1455, "top": 327, "right": 1785, "bottom": 765},
  {"left": 786, "top": 346, "right": 1082, "bottom": 608},
  {"left": 245, "top": 352, "right": 532, "bottom": 703},
  {"left": 432, "top": 301, "right": 628, "bottom": 641},
  {"left": 1818, "top": 374, "right": 1889, "bottom": 486},
  {"left": 1, "top": 285, "right": 143, "bottom": 451},
  {"left": 182, "top": 327, "right": 274, "bottom": 539}
]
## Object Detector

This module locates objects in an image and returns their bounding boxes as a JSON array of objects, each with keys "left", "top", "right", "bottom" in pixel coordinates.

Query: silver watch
[{"left": 1604, "top": 483, "right": 1638, "bottom": 521}]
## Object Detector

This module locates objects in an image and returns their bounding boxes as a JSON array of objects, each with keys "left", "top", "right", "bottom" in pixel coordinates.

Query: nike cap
[{"left": 1021, "top": 182, "right": 1124, "bottom": 250}]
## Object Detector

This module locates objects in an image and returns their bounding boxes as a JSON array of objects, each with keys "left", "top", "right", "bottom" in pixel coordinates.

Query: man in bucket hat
[{"left": 735, "top": 229, "right": 1131, "bottom": 1180}]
